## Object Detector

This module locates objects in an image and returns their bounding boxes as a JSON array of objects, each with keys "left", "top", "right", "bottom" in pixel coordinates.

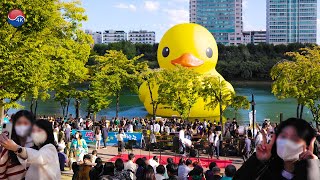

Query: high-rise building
[
  {"left": 189, "top": 0, "right": 243, "bottom": 45},
  {"left": 243, "top": 31, "right": 267, "bottom": 45},
  {"left": 102, "top": 30, "right": 127, "bottom": 44},
  {"left": 85, "top": 29, "right": 102, "bottom": 44},
  {"left": 128, "top": 30, "right": 156, "bottom": 44},
  {"left": 266, "top": 0, "right": 317, "bottom": 44}
]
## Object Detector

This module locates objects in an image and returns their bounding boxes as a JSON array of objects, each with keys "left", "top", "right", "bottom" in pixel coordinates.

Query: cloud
[
  {"left": 114, "top": 3, "right": 137, "bottom": 11},
  {"left": 163, "top": 9, "right": 189, "bottom": 24},
  {"left": 144, "top": 1, "right": 160, "bottom": 11}
]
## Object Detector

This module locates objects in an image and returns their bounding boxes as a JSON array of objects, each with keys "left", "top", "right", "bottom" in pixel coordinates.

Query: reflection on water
[{"left": 8, "top": 82, "right": 312, "bottom": 124}]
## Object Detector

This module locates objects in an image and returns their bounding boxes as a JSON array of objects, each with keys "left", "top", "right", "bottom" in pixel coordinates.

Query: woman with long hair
[
  {"left": 145, "top": 165, "right": 156, "bottom": 180},
  {"left": 234, "top": 118, "right": 320, "bottom": 180},
  {"left": 0, "top": 110, "right": 35, "bottom": 179},
  {"left": 72, "top": 131, "right": 88, "bottom": 162},
  {"left": 95, "top": 126, "right": 102, "bottom": 150},
  {"left": 0, "top": 119, "right": 61, "bottom": 179}
]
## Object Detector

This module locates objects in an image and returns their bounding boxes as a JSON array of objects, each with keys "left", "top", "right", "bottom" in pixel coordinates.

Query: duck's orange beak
[{"left": 171, "top": 53, "right": 204, "bottom": 68}]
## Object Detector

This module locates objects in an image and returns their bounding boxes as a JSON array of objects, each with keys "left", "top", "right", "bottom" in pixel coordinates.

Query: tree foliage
[
  {"left": 271, "top": 46, "right": 320, "bottom": 123},
  {"left": 157, "top": 66, "right": 201, "bottom": 120},
  {"left": 200, "top": 76, "right": 234, "bottom": 127},
  {"left": 141, "top": 68, "right": 161, "bottom": 119},
  {"left": 0, "top": 0, "right": 92, "bottom": 118},
  {"left": 230, "top": 95, "right": 250, "bottom": 118},
  {"left": 88, "top": 50, "right": 147, "bottom": 118}
]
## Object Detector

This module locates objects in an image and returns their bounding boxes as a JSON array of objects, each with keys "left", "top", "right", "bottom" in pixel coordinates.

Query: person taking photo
[
  {"left": 0, "top": 119, "right": 61, "bottom": 179},
  {"left": 0, "top": 110, "right": 35, "bottom": 180},
  {"left": 233, "top": 118, "right": 320, "bottom": 180}
]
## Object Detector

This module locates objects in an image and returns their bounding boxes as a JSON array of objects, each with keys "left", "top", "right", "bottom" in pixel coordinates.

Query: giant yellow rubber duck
[{"left": 139, "top": 23, "right": 234, "bottom": 117}]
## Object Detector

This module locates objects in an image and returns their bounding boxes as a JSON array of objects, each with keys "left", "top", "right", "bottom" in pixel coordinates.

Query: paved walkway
[{"left": 62, "top": 146, "right": 244, "bottom": 179}]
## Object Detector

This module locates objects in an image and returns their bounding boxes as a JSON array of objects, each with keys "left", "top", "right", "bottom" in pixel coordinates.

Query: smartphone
[{"left": 2, "top": 123, "right": 12, "bottom": 139}]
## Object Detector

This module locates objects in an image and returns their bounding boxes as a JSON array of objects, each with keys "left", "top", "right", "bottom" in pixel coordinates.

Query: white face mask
[
  {"left": 15, "top": 125, "right": 31, "bottom": 137},
  {"left": 276, "top": 138, "right": 303, "bottom": 161},
  {"left": 76, "top": 134, "right": 79, "bottom": 139},
  {"left": 31, "top": 132, "right": 47, "bottom": 146}
]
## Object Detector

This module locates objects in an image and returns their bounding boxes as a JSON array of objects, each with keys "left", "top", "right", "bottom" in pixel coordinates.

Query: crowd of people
[
  {"left": 0, "top": 110, "right": 319, "bottom": 179},
  {"left": 72, "top": 153, "right": 237, "bottom": 180}
]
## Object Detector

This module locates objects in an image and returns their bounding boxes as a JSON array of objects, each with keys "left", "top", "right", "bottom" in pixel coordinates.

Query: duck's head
[{"left": 157, "top": 23, "right": 218, "bottom": 74}]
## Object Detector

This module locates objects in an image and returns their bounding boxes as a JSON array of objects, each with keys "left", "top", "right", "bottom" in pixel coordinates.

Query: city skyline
[{"left": 81, "top": 0, "right": 320, "bottom": 43}]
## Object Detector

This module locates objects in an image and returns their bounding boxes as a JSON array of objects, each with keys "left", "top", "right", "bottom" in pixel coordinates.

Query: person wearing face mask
[
  {"left": 0, "top": 119, "right": 61, "bottom": 180},
  {"left": 72, "top": 131, "right": 88, "bottom": 162},
  {"left": 233, "top": 118, "right": 320, "bottom": 180},
  {"left": 0, "top": 110, "right": 34, "bottom": 180}
]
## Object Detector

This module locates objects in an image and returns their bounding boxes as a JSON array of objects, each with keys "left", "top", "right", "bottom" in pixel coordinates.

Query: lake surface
[{"left": 8, "top": 82, "right": 313, "bottom": 125}]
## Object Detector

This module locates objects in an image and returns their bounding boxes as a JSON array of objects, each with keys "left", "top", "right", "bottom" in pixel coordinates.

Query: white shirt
[
  {"left": 214, "top": 134, "right": 220, "bottom": 146},
  {"left": 18, "top": 144, "right": 61, "bottom": 180},
  {"left": 148, "top": 159, "right": 159, "bottom": 171},
  {"left": 208, "top": 133, "right": 215, "bottom": 143},
  {"left": 65, "top": 124, "right": 71, "bottom": 134},
  {"left": 155, "top": 173, "right": 165, "bottom": 180},
  {"left": 179, "top": 130, "right": 185, "bottom": 141},
  {"left": 127, "top": 124, "right": 134, "bottom": 133},
  {"left": 178, "top": 165, "right": 191, "bottom": 180},
  {"left": 117, "top": 133, "right": 125, "bottom": 141},
  {"left": 164, "top": 126, "right": 170, "bottom": 134},
  {"left": 125, "top": 160, "right": 137, "bottom": 180},
  {"left": 150, "top": 134, "right": 157, "bottom": 143},
  {"left": 154, "top": 124, "right": 161, "bottom": 133}
]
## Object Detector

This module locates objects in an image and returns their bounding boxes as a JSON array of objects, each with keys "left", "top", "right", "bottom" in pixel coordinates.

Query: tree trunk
[
  {"left": 152, "top": 105, "right": 156, "bottom": 120},
  {"left": 87, "top": 111, "right": 91, "bottom": 119},
  {"left": 66, "top": 99, "right": 70, "bottom": 118},
  {"left": 116, "top": 93, "right": 120, "bottom": 118},
  {"left": 300, "top": 105, "right": 304, "bottom": 119},
  {"left": 147, "top": 82, "right": 156, "bottom": 120},
  {"left": 0, "top": 99, "right": 5, "bottom": 124},
  {"left": 30, "top": 98, "right": 35, "bottom": 114},
  {"left": 61, "top": 102, "right": 66, "bottom": 118},
  {"left": 93, "top": 113, "right": 96, "bottom": 121},
  {"left": 75, "top": 99, "right": 80, "bottom": 119},
  {"left": 34, "top": 99, "right": 38, "bottom": 118},
  {"left": 219, "top": 103, "right": 223, "bottom": 130},
  {"left": 296, "top": 104, "right": 300, "bottom": 118}
]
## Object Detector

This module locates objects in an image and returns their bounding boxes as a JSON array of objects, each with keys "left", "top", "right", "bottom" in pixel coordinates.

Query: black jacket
[{"left": 233, "top": 153, "right": 320, "bottom": 180}]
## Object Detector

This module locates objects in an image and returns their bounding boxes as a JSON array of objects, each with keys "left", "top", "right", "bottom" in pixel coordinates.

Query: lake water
[{"left": 9, "top": 82, "right": 313, "bottom": 125}]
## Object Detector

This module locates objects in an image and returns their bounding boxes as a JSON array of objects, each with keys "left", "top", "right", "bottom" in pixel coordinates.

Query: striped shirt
[{"left": 0, "top": 137, "right": 33, "bottom": 180}]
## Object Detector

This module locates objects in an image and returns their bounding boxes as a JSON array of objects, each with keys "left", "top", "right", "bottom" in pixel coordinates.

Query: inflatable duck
[{"left": 139, "top": 23, "right": 234, "bottom": 117}]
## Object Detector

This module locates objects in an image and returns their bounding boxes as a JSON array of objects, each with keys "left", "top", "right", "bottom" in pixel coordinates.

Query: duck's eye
[
  {"left": 206, "top": 47, "right": 213, "bottom": 58},
  {"left": 162, "top": 47, "right": 170, "bottom": 57}
]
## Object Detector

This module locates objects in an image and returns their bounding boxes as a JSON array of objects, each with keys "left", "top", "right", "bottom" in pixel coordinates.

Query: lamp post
[{"left": 251, "top": 94, "right": 256, "bottom": 147}]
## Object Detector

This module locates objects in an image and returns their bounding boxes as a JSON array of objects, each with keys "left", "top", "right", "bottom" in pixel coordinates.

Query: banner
[{"left": 71, "top": 130, "right": 143, "bottom": 147}]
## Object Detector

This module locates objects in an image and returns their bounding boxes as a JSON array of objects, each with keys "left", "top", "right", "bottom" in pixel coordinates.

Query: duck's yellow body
[{"left": 139, "top": 23, "right": 234, "bottom": 117}]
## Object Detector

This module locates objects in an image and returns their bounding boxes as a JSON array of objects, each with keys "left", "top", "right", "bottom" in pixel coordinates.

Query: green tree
[
  {"left": 157, "top": 66, "right": 201, "bottom": 120},
  {"left": 141, "top": 68, "right": 161, "bottom": 119},
  {"left": 93, "top": 50, "right": 147, "bottom": 118},
  {"left": 230, "top": 95, "right": 250, "bottom": 119},
  {"left": 271, "top": 46, "right": 320, "bottom": 121},
  {"left": 201, "top": 76, "right": 234, "bottom": 129},
  {"left": 0, "top": 0, "right": 92, "bottom": 119}
]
